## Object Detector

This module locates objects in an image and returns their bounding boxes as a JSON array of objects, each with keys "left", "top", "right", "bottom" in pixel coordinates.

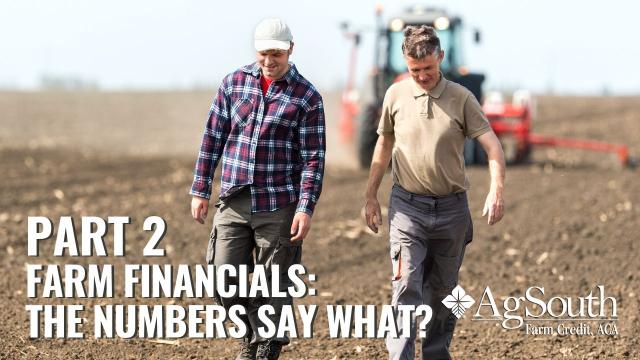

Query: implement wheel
[{"left": 357, "top": 104, "right": 381, "bottom": 168}]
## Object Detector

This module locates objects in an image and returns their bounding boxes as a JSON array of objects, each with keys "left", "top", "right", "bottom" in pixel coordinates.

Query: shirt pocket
[
  {"left": 271, "top": 100, "right": 302, "bottom": 127},
  {"left": 230, "top": 98, "right": 254, "bottom": 126}
]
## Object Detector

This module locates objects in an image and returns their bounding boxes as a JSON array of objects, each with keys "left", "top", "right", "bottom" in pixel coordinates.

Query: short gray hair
[{"left": 401, "top": 25, "right": 441, "bottom": 59}]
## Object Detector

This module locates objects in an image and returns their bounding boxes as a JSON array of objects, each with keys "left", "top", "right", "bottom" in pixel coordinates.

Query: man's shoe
[
  {"left": 235, "top": 336, "right": 258, "bottom": 360},
  {"left": 255, "top": 340, "right": 283, "bottom": 360}
]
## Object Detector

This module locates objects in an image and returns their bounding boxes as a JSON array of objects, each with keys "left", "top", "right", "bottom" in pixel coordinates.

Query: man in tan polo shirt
[{"left": 363, "top": 25, "right": 505, "bottom": 359}]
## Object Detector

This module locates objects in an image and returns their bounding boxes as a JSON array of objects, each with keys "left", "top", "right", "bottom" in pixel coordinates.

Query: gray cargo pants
[
  {"left": 206, "top": 187, "right": 300, "bottom": 345},
  {"left": 386, "top": 185, "right": 472, "bottom": 360}
]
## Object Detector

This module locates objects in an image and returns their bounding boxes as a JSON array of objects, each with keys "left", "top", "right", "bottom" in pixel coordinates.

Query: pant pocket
[
  {"left": 390, "top": 242, "right": 402, "bottom": 281},
  {"left": 430, "top": 254, "right": 461, "bottom": 293},
  {"left": 272, "top": 236, "right": 302, "bottom": 269},
  {"left": 256, "top": 234, "right": 302, "bottom": 262},
  {"left": 205, "top": 226, "right": 217, "bottom": 264},
  {"left": 464, "top": 216, "right": 473, "bottom": 244}
]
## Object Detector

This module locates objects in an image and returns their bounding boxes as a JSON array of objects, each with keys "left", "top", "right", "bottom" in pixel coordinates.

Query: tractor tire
[
  {"left": 499, "top": 135, "right": 519, "bottom": 164},
  {"left": 519, "top": 143, "right": 532, "bottom": 164},
  {"left": 474, "top": 140, "right": 488, "bottom": 165},
  {"left": 463, "top": 139, "right": 476, "bottom": 165},
  {"left": 465, "top": 138, "right": 487, "bottom": 165},
  {"left": 500, "top": 135, "right": 532, "bottom": 165},
  {"left": 357, "top": 104, "right": 382, "bottom": 168}
]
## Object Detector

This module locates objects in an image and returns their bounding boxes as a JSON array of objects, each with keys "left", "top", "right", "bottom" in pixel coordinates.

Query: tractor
[
  {"left": 340, "top": 5, "right": 486, "bottom": 168},
  {"left": 340, "top": 5, "right": 634, "bottom": 168}
]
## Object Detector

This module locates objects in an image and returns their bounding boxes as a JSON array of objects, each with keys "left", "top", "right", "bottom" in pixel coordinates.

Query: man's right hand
[
  {"left": 364, "top": 197, "right": 383, "bottom": 233},
  {"left": 363, "top": 134, "right": 393, "bottom": 234},
  {"left": 191, "top": 196, "right": 209, "bottom": 224}
]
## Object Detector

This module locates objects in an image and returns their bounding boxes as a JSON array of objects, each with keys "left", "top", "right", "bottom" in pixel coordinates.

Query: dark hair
[{"left": 401, "top": 25, "right": 441, "bottom": 58}]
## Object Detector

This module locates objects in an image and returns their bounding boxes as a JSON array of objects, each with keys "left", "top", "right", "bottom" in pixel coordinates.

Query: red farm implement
[{"left": 482, "top": 94, "right": 634, "bottom": 167}]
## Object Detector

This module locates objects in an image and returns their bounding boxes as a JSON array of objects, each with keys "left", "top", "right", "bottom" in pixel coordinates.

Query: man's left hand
[
  {"left": 291, "top": 212, "right": 312, "bottom": 242},
  {"left": 482, "top": 188, "right": 504, "bottom": 225}
]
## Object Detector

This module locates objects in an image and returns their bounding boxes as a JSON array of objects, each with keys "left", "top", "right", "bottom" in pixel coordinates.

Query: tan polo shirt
[{"left": 377, "top": 75, "right": 491, "bottom": 196}]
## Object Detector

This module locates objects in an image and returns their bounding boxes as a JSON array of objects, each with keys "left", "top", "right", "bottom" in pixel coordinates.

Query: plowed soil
[{"left": 1, "top": 92, "right": 639, "bottom": 359}]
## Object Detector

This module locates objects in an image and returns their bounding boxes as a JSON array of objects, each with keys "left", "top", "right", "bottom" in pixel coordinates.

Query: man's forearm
[
  {"left": 477, "top": 131, "right": 505, "bottom": 193},
  {"left": 296, "top": 154, "right": 324, "bottom": 216},
  {"left": 190, "top": 135, "right": 223, "bottom": 199},
  {"left": 487, "top": 143, "right": 506, "bottom": 193},
  {"left": 365, "top": 135, "right": 394, "bottom": 199}
]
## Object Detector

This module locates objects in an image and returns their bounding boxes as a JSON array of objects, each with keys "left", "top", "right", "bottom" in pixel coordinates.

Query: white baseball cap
[{"left": 254, "top": 18, "right": 292, "bottom": 51}]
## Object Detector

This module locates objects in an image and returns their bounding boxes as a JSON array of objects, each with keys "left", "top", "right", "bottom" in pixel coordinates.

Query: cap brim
[{"left": 254, "top": 39, "right": 291, "bottom": 51}]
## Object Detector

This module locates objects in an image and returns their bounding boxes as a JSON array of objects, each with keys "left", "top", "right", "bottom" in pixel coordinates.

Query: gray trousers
[
  {"left": 206, "top": 187, "right": 300, "bottom": 344},
  {"left": 386, "top": 185, "right": 472, "bottom": 360}
]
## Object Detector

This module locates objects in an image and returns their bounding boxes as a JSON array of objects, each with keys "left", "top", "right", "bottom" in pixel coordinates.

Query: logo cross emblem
[{"left": 442, "top": 285, "right": 475, "bottom": 319}]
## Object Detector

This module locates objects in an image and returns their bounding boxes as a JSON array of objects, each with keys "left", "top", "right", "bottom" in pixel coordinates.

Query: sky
[{"left": 0, "top": 0, "right": 638, "bottom": 94}]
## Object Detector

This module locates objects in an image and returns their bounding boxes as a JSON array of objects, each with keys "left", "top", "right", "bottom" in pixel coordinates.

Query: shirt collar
[
  {"left": 242, "top": 62, "right": 298, "bottom": 85},
  {"left": 411, "top": 72, "right": 447, "bottom": 99}
]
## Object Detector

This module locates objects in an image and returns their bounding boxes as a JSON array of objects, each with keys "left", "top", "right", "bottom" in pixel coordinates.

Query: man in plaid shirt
[{"left": 190, "top": 18, "right": 325, "bottom": 360}]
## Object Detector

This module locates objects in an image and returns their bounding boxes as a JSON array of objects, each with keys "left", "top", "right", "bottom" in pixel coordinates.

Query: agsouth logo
[
  {"left": 442, "top": 285, "right": 475, "bottom": 318},
  {"left": 443, "top": 285, "right": 619, "bottom": 336}
]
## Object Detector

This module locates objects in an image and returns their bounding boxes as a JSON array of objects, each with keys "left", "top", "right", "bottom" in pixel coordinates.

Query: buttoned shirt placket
[{"left": 247, "top": 70, "right": 266, "bottom": 209}]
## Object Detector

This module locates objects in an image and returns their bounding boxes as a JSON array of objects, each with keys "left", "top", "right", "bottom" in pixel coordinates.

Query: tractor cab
[
  {"left": 340, "top": 6, "right": 635, "bottom": 169},
  {"left": 373, "top": 6, "right": 484, "bottom": 104},
  {"left": 347, "top": 6, "right": 487, "bottom": 167}
]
